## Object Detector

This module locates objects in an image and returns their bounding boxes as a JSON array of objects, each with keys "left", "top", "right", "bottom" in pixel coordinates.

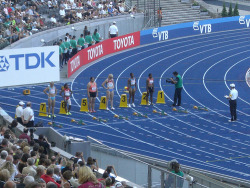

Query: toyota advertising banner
[
  {"left": 68, "top": 31, "right": 140, "bottom": 78},
  {"left": 0, "top": 46, "right": 60, "bottom": 87}
]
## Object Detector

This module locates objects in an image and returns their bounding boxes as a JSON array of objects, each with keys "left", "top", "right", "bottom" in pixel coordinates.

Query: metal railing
[{"left": 88, "top": 136, "right": 210, "bottom": 188}]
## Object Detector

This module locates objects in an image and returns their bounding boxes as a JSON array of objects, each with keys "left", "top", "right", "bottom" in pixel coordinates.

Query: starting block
[
  {"left": 114, "top": 114, "right": 129, "bottom": 120},
  {"left": 99, "top": 96, "right": 107, "bottom": 110},
  {"left": 80, "top": 98, "right": 88, "bottom": 112},
  {"left": 92, "top": 116, "right": 108, "bottom": 123},
  {"left": 133, "top": 112, "right": 148, "bottom": 118},
  {"left": 140, "top": 92, "right": 148, "bottom": 105},
  {"left": 119, "top": 94, "right": 128, "bottom": 108},
  {"left": 173, "top": 107, "right": 188, "bottom": 113},
  {"left": 48, "top": 122, "right": 63, "bottom": 128},
  {"left": 156, "top": 91, "right": 166, "bottom": 104},
  {"left": 39, "top": 103, "right": 47, "bottom": 117},
  {"left": 23, "top": 89, "right": 30, "bottom": 95},
  {"left": 193, "top": 106, "right": 208, "bottom": 111},
  {"left": 71, "top": 119, "right": 85, "bottom": 125},
  {"left": 153, "top": 109, "right": 167, "bottom": 116}
]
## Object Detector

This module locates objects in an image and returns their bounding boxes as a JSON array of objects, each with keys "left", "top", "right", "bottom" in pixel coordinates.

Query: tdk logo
[
  {"left": 193, "top": 21, "right": 212, "bottom": 34},
  {"left": 7, "top": 52, "right": 56, "bottom": 70},
  {"left": 0, "top": 56, "right": 10, "bottom": 72},
  {"left": 239, "top": 16, "right": 250, "bottom": 27},
  {"left": 152, "top": 28, "right": 168, "bottom": 41}
]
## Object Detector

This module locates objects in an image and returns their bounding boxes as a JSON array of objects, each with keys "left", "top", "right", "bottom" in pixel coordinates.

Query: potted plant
[
  {"left": 192, "top": 1, "right": 200, "bottom": 9},
  {"left": 200, "top": 9, "right": 208, "bottom": 15}
]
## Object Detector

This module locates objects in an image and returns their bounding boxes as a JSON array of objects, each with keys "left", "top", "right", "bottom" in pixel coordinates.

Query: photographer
[
  {"left": 34, "top": 134, "right": 50, "bottom": 155},
  {"left": 169, "top": 71, "right": 183, "bottom": 107},
  {"left": 86, "top": 157, "right": 99, "bottom": 172}
]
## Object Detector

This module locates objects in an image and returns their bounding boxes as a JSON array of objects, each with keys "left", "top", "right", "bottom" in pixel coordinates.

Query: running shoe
[
  {"left": 48, "top": 114, "right": 51, "bottom": 118},
  {"left": 66, "top": 112, "right": 69, "bottom": 115},
  {"left": 92, "top": 110, "right": 96, "bottom": 113},
  {"left": 106, "top": 107, "right": 109, "bottom": 110},
  {"left": 132, "top": 103, "right": 135, "bottom": 107},
  {"left": 111, "top": 107, "right": 115, "bottom": 110},
  {"left": 89, "top": 110, "right": 93, "bottom": 113},
  {"left": 128, "top": 104, "right": 131, "bottom": 107},
  {"left": 53, "top": 115, "right": 56, "bottom": 118},
  {"left": 68, "top": 112, "right": 72, "bottom": 115}
]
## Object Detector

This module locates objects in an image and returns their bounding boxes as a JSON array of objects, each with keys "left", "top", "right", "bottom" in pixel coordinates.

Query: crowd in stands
[
  {"left": 0, "top": 120, "right": 129, "bottom": 188},
  {"left": 0, "top": 0, "right": 136, "bottom": 49}
]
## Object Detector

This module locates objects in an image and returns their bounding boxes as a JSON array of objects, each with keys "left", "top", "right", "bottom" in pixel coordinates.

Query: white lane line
[{"left": 224, "top": 58, "right": 250, "bottom": 105}]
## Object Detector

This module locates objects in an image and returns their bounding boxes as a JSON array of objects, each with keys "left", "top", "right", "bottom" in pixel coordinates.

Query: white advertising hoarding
[{"left": 0, "top": 46, "right": 59, "bottom": 87}]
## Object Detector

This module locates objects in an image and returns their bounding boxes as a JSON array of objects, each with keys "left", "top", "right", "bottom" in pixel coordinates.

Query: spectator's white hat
[
  {"left": 19, "top": 101, "right": 25, "bottom": 106},
  {"left": 230, "top": 83, "right": 235, "bottom": 88},
  {"left": 115, "top": 182, "right": 123, "bottom": 188},
  {"left": 113, "top": 21, "right": 116, "bottom": 24},
  {"left": 110, "top": 2, "right": 112, "bottom": 4}
]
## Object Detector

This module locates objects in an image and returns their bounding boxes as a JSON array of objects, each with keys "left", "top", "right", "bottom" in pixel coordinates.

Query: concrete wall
[{"left": 5, "top": 14, "right": 144, "bottom": 49}]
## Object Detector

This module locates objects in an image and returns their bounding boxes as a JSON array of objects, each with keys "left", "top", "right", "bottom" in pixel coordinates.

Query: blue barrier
[{"left": 140, "top": 16, "right": 250, "bottom": 45}]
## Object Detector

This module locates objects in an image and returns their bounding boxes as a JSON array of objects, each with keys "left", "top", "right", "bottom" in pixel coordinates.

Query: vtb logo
[
  {"left": 0, "top": 56, "right": 10, "bottom": 72},
  {"left": 152, "top": 28, "right": 168, "bottom": 41},
  {"left": 239, "top": 16, "right": 250, "bottom": 27},
  {"left": 193, "top": 21, "right": 212, "bottom": 34}
]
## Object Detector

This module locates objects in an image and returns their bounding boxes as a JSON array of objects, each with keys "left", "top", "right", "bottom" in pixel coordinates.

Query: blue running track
[{"left": 0, "top": 28, "right": 249, "bottom": 181}]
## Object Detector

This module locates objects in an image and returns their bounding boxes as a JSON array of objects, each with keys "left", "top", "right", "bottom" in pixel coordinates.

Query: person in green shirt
[
  {"left": 63, "top": 37, "right": 71, "bottom": 64},
  {"left": 59, "top": 42, "right": 63, "bottom": 68},
  {"left": 59, "top": 39, "right": 66, "bottom": 66},
  {"left": 77, "top": 34, "right": 85, "bottom": 50},
  {"left": 168, "top": 163, "right": 184, "bottom": 187},
  {"left": 92, "top": 29, "right": 101, "bottom": 44},
  {"left": 170, "top": 71, "right": 183, "bottom": 106},
  {"left": 70, "top": 36, "right": 77, "bottom": 56},
  {"left": 85, "top": 31, "right": 94, "bottom": 47}
]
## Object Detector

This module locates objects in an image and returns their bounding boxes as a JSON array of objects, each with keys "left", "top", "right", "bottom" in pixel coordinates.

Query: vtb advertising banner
[
  {"left": 0, "top": 46, "right": 59, "bottom": 87},
  {"left": 68, "top": 31, "right": 140, "bottom": 78}
]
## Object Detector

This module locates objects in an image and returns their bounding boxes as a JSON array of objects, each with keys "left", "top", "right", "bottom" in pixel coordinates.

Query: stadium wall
[
  {"left": 4, "top": 14, "right": 144, "bottom": 49},
  {"left": 67, "top": 15, "right": 250, "bottom": 78}
]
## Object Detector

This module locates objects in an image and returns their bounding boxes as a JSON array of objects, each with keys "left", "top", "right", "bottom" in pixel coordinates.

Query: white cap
[
  {"left": 115, "top": 182, "right": 123, "bottom": 188},
  {"left": 230, "top": 83, "right": 235, "bottom": 88},
  {"left": 19, "top": 101, "right": 25, "bottom": 106},
  {"left": 113, "top": 21, "right": 116, "bottom": 24}
]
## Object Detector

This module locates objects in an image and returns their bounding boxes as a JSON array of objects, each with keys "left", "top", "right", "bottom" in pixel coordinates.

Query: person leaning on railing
[{"left": 92, "top": 29, "right": 101, "bottom": 44}]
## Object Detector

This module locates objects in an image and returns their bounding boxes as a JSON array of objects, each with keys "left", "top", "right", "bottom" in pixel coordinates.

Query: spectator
[
  {"left": 76, "top": 10, "right": 83, "bottom": 20},
  {"left": 4, "top": 181, "right": 16, "bottom": 188},
  {"left": 8, "top": 120, "right": 18, "bottom": 134},
  {"left": 23, "top": 176, "right": 35, "bottom": 186},
  {"left": 63, "top": 36, "right": 71, "bottom": 63},
  {"left": 59, "top": 7, "right": 66, "bottom": 18},
  {"left": 157, "top": 7, "right": 162, "bottom": 27},
  {"left": 0, "top": 169, "right": 11, "bottom": 186},
  {"left": 22, "top": 102, "right": 34, "bottom": 127},
  {"left": 52, "top": 167, "right": 61, "bottom": 182},
  {"left": 19, "top": 128, "right": 31, "bottom": 143},
  {"left": 85, "top": 31, "right": 94, "bottom": 47},
  {"left": 16, "top": 101, "right": 25, "bottom": 125},
  {"left": 50, "top": 15, "right": 57, "bottom": 25},
  {"left": 12, "top": 155, "right": 21, "bottom": 181},
  {"left": 115, "top": 182, "right": 124, "bottom": 188},
  {"left": 34, "top": 165, "right": 45, "bottom": 181},
  {"left": 92, "top": 29, "right": 101, "bottom": 44},
  {"left": 0, "top": 139, "right": 8, "bottom": 151},
  {"left": 41, "top": 168, "right": 60, "bottom": 188},
  {"left": 22, "top": 158, "right": 36, "bottom": 177},
  {"left": 0, "top": 161, "right": 14, "bottom": 179},
  {"left": 109, "top": 21, "right": 118, "bottom": 38},
  {"left": 78, "top": 166, "right": 102, "bottom": 188},
  {"left": 34, "top": 135, "right": 50, "bottom": 155},
  {"left": 86, "top": 157, "right": 98, "bottom": 171},
  {"left": 46, "top": 182, "right": 57, "bottom": 188},
  {"left": 105, "top": 166, "right": 118, "bottom": 178},
  {"left": 61, "top": 160, "right": 73, "bottom": 175},
  {"left": 37, "top": 179, "right": 46, "bottom": 188},
  {"left": 105, "top": 177, "right": 112, "bottom": 188},
  {"left": 61, "top": 170, "right": 73, "bottom": 187}
]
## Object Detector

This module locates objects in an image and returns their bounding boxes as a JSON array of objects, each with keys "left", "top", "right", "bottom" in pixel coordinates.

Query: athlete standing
[
  {"left": 60, "top": 83, "right": 72, "bottom": 115},
  {"left": 87, "top": 77, "right": 98, "bottom": 112},
  {"left": 146, "top": 73, "right": 154, "bottom": 105},
  {"left": 128, "top": 73, "right": 136, "bottom": 107},
  {"left": 44, "top": 82, "right": 57, "bottom": 118},
  {"left": 102, "top": 74, "right": 115, "bottom": 110}
]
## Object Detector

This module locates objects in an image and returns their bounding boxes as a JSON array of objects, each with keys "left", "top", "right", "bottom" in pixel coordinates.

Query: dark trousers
[
  {"left": 25, "top": 121, "right": 34, "bottom": 127},
  {"left": 62, "top": 53, "right": 66, "bottom": 65},
  {"left": 174, "top": 87, "right": 182, "bottom": 106},
  {"left": 17, "top": 117, "right": 23, "bottom": 125},
  {"left": 229, "top": 100, "right": 237, "bottom": 121},
  {"left": 110, "top": 34, "right": 117, "bottom": 38}
]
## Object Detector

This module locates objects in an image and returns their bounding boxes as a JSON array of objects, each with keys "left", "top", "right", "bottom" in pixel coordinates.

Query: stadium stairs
[{"left": 132, "top": 0, "right": 211, "bottom": 26}]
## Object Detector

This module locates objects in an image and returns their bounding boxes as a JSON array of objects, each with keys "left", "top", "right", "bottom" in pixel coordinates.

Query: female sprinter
[
  {"left": 128, "top": 73, "right": 136, "bottom": 107},
  {"left": 87, "top": 77, "right": 98, "bottom": 112},
  {"left": 146, "top": 73, "right": 154, "bottom": 105},
  {"left": 44, "top": 82, "right": 57, "bottom": 117},
  {"left": 102, "top": 74, "right": 115, "bottom": 110},
  {"left": 60, "top": 83, "right": 72, "bottom": 115}
]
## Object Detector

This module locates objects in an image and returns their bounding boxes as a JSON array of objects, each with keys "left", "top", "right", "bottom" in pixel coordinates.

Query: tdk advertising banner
[{"left": 0, "top": 46, "right": 59, "bottom": 87}]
